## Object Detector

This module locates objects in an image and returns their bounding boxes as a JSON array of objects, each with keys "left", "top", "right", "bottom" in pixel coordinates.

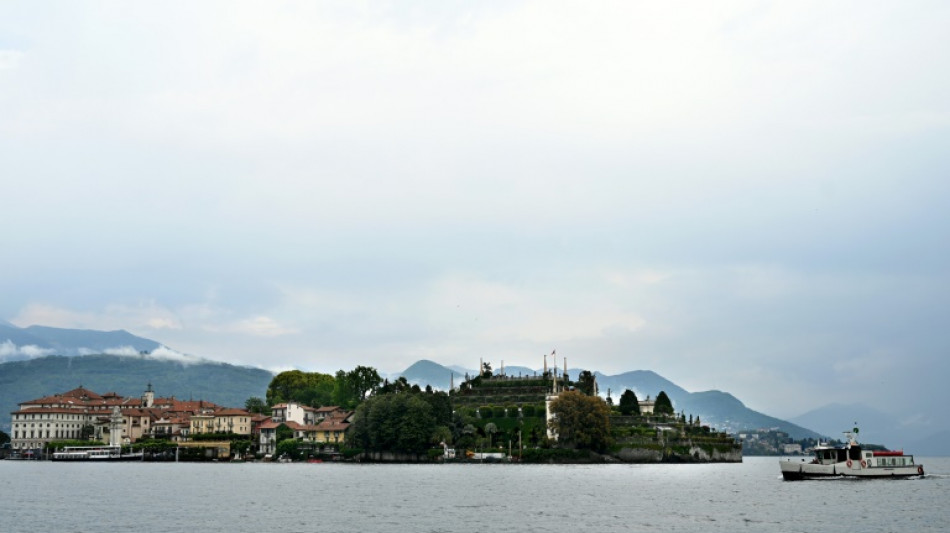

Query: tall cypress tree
[
  {"left": 654, "top": 390, "right": 674, "bottom": 415},
  {"left": 618, "top": 389, "right": 640, "bottom": 415}
]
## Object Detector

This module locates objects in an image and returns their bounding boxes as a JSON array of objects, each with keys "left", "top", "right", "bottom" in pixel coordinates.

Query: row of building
[{"left": 8, "top": 384, "right": 353, "bottom": 457}]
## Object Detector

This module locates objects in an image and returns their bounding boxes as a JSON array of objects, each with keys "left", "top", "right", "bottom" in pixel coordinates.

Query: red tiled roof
[
  {"left": 315, "top": 419, "right": 349, "bottom": 431},
  {"left": 61, "top": 386, "right": 103, "bottom": 400},
  {"left": 215, "top": 408, "right": 251, "bottom": 416},
  {"left": 12, "top": 407, "right": 89, "bottom": 415}
]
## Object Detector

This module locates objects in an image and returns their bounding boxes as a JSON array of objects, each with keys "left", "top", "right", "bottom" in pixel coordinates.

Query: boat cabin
[{"left": 812, "top": 444, "right": 862, "bottom": 465}]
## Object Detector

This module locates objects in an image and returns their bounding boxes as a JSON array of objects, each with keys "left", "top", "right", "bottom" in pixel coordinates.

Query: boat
[
  {"left": 52, "top": 445, "right": 144, "bottom": 462},
  {"left": 780, "top": 427, "right": 924, "bottom": 480}
]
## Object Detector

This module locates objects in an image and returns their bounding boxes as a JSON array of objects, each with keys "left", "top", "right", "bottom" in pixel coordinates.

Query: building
[
  {"left": 8, "top": 384, "right": 246, "bottom": 455},
  {"left": 258, "top": 402, "right": 353, "bottom": 456}
]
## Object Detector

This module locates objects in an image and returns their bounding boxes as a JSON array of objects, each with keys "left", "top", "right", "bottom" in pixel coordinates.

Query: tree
[
  {"left": 245, "top": 396, "right": 270, "bottom": 415},
  {"left": 276, "top": 439, "right": 301, "bottom": 460},
  {"left": 377, "top": 376, "right": 412, "bottom": 396},
  {"left": 576, "top": 370, "right": 597, "bottom": 396},
  {"left": 421, "top": 391, "right": 453, "bottom": 427},
  {"left": 654, "top": 390, "right": 674, "bottom": 416},
  {"left": 347, "top": 365, "right": 382, "bottom": 403},
  {"left": 276, "top": 423, "right": 294, "bottom": 444},
  {"left": 618, "top": 389, "right": 639, "bottom": 416},
  {"left": 266, "top": 370, "right": 336, "bottom": 406},
  {"left": 0, "top": 429, "right": 9, "bottom": 446},
  {"left": 231, "top": 439, "right": 252, "bottom": 457},
  {"left": 549, "top": 390, "right": 611, "bottom": 452},
  {"left": 348, "top": 392, "right": 437, "bottom": 455},
  {"left": 432, "top": 425, "right": 453, "bottom": 446}
]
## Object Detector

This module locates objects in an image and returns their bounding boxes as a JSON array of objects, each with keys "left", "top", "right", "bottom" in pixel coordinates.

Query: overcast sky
[{"left": 2, "top": 1, "right": 948, "bottom": 426}]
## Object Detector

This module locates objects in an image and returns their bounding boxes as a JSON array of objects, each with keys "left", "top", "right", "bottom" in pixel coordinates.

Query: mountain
[
  {"left": 400, "top": 361, "right": 821, "bottom": 439},
  {"left": 400, "top": 359, "right": 466, "bottom": 387},
  {"left": 0, "top": 354, "right": 272, "bottom": 432},
  {"left": 594, "top": 370, "right": 818, "bottom": 439},
  {"left": 789, "top": 403, "right": 948, "bottom": 454},
  {"left": 0, "top": 324, "right": 162, "bottom": 360}
]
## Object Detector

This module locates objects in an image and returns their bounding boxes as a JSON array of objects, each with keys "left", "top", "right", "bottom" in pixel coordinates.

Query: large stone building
[{"left": 9, "top": 384, "right": 252, "bottom": 455}]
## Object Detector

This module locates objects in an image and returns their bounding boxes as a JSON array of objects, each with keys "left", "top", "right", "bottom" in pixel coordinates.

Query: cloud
[
  {"left": 12, "top": 302, "right": 183, "bottom": 332},
  {"left": 1, "top": 1, "right": 948, "bottom": 430},
  {"left": 0, "top": 340, "right": 55, "bottom": 359},
  {"left": 228, "top": 316, "right": 298, "bottom": 337}
]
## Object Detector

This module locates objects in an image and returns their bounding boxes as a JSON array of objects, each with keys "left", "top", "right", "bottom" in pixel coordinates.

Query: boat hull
[{"left": 780, "top": 459, "right": 924, "bottom": 480}]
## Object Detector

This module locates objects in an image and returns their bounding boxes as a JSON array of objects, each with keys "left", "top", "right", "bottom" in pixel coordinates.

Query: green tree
[
  {"left": 618, "top": 389, "right": 640, "bottom": 415},
  {"left": 0, "top": 429, "right": 9, "bottom": 446},
  {"left": 376, "top": 376, "right": 412, "bottom": 396},
  {"left": 421, "top": 391, "right": 453, "bottom": 427},
  {"left": 276, "top": 439, "right": 302, "bottom": 460},
  {"left": 549, "top": 390, "right": 611, "bottom": 452},
  {"left": 332, "top": 370, "right": 353, "bottom": 406},
  {"left": 348, "top": 392, "right": 437, "bottom": 454},
  {"left": 231, "top": 439, "right": 252, "bottom": 457},
  {"left": 347, "top": 365, "right": 382, "bottom": 403},
  {"left": 245, "top": 396, "right": 270, "bottom": 415},
  {"left": 432, "top": 425, "right": 453, "bottom": 446},
  {"left": 266, "top": 370, "right": 336, "bottom": 406},
  {"left": 576, "top": 370, "right": 597, "bottom": 396},
  {"left": 276, "top": 423, "right": 294, "bottom": 443},
  {"left": 654, "top": 390, "right": 674, "bottom": 416}
]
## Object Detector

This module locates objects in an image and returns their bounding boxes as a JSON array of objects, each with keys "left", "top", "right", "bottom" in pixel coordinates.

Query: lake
[{"left": 2, "top": 457, "right": 948, "bottom": 532}]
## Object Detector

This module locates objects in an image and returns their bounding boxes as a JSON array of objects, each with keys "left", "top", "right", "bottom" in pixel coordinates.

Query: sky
[{"left": 1, "top": 1, "right": 948, "bottom": 427}]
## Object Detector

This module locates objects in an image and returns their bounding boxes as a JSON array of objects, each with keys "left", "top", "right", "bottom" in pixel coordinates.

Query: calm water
[{"left": 2, "top": 457, "right": 948, "bottom": 532}]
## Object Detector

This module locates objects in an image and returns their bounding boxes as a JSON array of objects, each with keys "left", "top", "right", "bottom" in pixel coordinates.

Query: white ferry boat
[
  {"left": 780, "top": 428, "right": 924, "bottom": 480},
  {"left": 52, "top": 445, "right": 144, "bottom": 462}
]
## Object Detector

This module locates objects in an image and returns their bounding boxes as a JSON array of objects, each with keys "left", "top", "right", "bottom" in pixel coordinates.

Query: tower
[
  {"left": 142, "top": 382, "right": 154, "bottom": 408},
  {"left": 109, "top": 406, "right": 123, "bottom": 447}
]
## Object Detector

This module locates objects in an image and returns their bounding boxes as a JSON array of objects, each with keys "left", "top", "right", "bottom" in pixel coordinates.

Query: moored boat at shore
[
  {"left": 779, "top": 428, "right": 923, "bottom": 480},
  {"left": 52, "top": 445, "right": 144, "bottom": 462}
]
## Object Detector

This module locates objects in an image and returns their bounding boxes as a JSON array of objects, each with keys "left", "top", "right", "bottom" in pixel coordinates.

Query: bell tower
[{"left": 142, "top": 382, "right": 155, "bottom": 408}]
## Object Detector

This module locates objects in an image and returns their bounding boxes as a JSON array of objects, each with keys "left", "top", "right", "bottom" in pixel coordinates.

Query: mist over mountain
[{"left": 0, "top": 323, "right": 162, "bottom": 360}]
